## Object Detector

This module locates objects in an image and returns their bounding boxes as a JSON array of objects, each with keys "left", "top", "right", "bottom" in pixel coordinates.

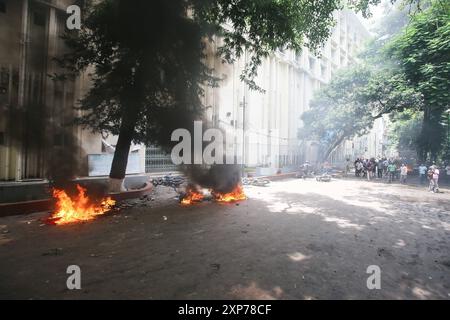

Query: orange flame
[
  {"left": 49, "top": 184, "right": 116, "bottom": 225},
  {"left": 181, "top": 187, "right": 204, "bottom": 205},
  {"left": 213, "top": 184, "right": 246, "bottom": 203}
]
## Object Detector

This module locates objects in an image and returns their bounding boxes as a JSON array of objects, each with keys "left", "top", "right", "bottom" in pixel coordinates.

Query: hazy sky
[{"left": 357, "top": 1, "right": 393, "bottom": 31}]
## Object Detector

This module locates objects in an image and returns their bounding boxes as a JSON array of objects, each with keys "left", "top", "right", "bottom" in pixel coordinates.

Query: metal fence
[{"left": 145, "top": 145, "right": 177, "bottom": 172}]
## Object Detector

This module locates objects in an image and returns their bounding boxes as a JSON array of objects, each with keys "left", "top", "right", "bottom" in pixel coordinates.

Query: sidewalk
[{"left": 0, "top": 172, "right": 183, "bottom": 204}]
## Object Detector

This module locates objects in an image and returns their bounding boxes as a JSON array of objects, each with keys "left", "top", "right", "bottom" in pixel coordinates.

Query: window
[
  {"left": 321, "top": 64, "right": 327, "bottom": 78},
  {"left": 331, "top": 47, "right": 337, "bottom": 61},
  {"left": 308, "top": 57, "right": 315, "bottom": 72},
  {"left": 0, "top": 1, "right": 6, "bottom": 13},
  {"left": 33, "top": 11, "right": 46, "bottom": 27}
]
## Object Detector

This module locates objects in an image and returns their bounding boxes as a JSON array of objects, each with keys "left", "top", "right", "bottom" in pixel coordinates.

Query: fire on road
[{"left": 0, "top": 178, "right": 449, "bottom": 299}]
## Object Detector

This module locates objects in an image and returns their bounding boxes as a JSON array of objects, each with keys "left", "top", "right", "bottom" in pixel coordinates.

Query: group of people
[
  {"left": 418, "top": 164, "right": 444, "bottom": 193},
  {"left": 352, "top": 158, "right": 405, "bottom": 183},
  {"left": 350, "top": 157, "right": 450, "bottom": 193}
]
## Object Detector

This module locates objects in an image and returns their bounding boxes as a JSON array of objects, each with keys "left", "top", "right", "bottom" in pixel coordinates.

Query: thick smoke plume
[
  {"left": 177, "top": 123, "right": 243, "bottom": 193},
  {"left": 182, "top": 164, "right": 242, "bottom": 194}
]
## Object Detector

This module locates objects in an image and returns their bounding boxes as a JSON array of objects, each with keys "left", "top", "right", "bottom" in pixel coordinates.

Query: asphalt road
[{"left": 1, "top": 178, "right": 449, "bottom": 299}]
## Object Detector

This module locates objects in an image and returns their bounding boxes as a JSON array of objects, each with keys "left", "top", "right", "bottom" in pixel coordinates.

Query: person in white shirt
[
  {"left": 428, "top": 165, "right": 439, "bottom": 193},
  {"left": 400, "top": 164, "right": 408, "bottom": 184},
  {"left": 357, "top": 161, "right": 364, "bottom": 177},
  {"left": 432, "top": 167, "right": 440, "bottom": 193}
]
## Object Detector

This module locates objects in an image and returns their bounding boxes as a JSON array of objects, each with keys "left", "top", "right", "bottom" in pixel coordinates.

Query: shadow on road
[{"left": 0, "top": 181, "right": 449, "bottom": 299}]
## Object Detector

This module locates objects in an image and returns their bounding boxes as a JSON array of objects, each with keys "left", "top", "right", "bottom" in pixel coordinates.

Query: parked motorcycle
[
  {"left": 151, "top": 174, "right": 185, "bottom": 191},
  {"left": 242, "top": 177, "right": 270, "bottom": 187}
]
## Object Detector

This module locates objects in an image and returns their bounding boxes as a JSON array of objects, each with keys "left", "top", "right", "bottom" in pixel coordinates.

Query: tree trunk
[
  {"left": 322, "top": 132, "right": 347, "bottom": 162},
  {"left": 108, "top": 106, "right": 139, "bottom": 192},
  {"left": 107, "top": 54, "right": 147, "bottom": 192},
  {"left": 418, "top": 107, "right": 430, "bottom": 162},
  {"left": 419, "top": 104, "right": 446, "bottom": 163}
]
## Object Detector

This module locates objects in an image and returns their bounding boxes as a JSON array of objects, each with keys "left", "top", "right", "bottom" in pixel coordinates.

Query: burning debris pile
[
  {"left": 211, "top": 184, "right": 246, "bottom": 203},
  {"left": 180, "top": 186, "right": 205, "bottom": 205},
  {"left": 48, "top": 184, "right": 116, "bottom": 225},
  {"left": 151, "top": 164, "right": 248, "bottom": 205},
  {"left": 46, "top": 165, "right": 246, "bottom": 226},
  {"left": 178, "top": 164, "right": 247, "bottom": 205},
  {"left": 146, "top": 121, "right": 249, "bottom": 205},
  {"left": 180, "top": 183, "right": 246, "bottom": 205}
]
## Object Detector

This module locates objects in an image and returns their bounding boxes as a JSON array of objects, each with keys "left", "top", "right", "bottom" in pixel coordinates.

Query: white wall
[{"left": 204, "top": 9, "right": 371, "bottom": 169}]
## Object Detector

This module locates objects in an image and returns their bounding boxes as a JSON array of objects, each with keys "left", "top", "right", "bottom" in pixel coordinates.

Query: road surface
[{"left": 1, "top": 178, "right": 449, "bottom": 299}]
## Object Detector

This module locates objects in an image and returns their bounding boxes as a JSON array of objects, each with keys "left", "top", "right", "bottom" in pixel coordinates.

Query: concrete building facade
[
  {"left": 1, "top": 2, "right": 378, "bottom": 182},
  {"left": 202, "top": 9, "right": 372, "bottom": 171},
  {"left": 0, "top": 0, "right": 146, "bottom": 182}
]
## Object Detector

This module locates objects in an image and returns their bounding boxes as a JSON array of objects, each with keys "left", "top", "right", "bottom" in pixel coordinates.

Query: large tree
[
  {"left": 300, "top": 0, "right": 449, "bottom": 163},
  {"left": 388, "top": 0, "right": 450, "bottom": 160},
  {"left": 299, "top": 64, "right": 422, "bottom": 160},
  {"left": 386, "top": 109, "right": 423, "bottom": 160},
  {"left": 58, "top": 0, "right": 380, "bottom": 190}
]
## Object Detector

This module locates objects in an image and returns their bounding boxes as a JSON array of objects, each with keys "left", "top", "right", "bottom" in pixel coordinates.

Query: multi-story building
[
  {"left": 1, "top": 2, "right": 375, "bottom": 181},
  {"left": 0, "top": 0, "right": 146, "bottom": 182},
  {"left": 201, "top": 9, "right": 372, "bottom": 172}
]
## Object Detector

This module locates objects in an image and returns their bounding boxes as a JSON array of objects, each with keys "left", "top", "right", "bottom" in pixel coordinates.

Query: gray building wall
[
  {"left": 203, "top": 9, "right": 371, "bottom": 169},
  {"left": 0, "top": 0, "right": 146, "bottom": 181}
]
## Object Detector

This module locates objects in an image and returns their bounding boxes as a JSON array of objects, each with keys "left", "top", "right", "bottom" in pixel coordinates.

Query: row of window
[{"left": 0, "top": 1, "right": 47, "bottom": 27}]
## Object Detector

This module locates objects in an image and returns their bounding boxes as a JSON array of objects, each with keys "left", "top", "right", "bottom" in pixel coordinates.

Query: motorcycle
[
  {"left": 242, "top": 177, "right": 270, "bottom": 187},
  {"left": 151, "top": 174, "right": 185, "bottom": 191}
]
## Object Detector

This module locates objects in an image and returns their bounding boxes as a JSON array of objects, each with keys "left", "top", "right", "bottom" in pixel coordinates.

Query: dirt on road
[{"left": 0, "top": 178, "right": 449, "bottom": 299}]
